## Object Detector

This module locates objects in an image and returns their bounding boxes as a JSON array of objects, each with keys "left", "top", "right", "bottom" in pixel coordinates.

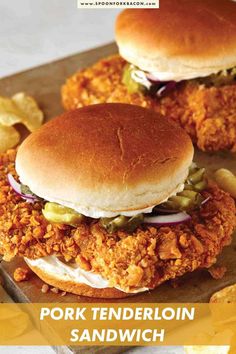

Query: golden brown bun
[
  {"left": 16, "top": 104, "right": 193, "bottom": 215},
  {"left": 27, "top": 262, "right": 132, "bottom": 299},
  {"left": 116, "top": 1, "right": 236, "bottom": 76}
]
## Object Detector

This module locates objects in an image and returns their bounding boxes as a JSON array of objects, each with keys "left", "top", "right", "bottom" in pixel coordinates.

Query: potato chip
[
  {"left": 0, "top": 124, "right": 20, "bottom": 153},
  {"left": 214, "top": 169, "right": 236, "bottom": 199},
  {"left": 0, "top": 92, "right": 43, "bottom": 153},
  {"left": 0, "top": 97, "right": 24, "bottom": 126},
  {"left": 210, "top": 284, "right": 236, "bottom": 303},
  {"left": 12, "top": 92, "right": 43, "bottom": 132}
]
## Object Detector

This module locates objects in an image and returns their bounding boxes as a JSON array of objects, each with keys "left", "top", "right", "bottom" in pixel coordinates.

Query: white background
[
  {"left": 0, "top": 0, "right": 184, "bottom": 353},
  {"left": 0, "top": 0, "right": 120, "bottom": 78}
]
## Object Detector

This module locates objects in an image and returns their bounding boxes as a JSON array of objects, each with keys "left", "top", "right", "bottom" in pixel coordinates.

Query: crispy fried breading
[
  {"left": 61, "top": 55, "right": 236, "bottom": 152},
  {"left": 0, "top": 150, "right": 235, "bottom": 292}
]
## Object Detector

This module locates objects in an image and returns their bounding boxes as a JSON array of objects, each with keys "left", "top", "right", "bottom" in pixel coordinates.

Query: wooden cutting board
[{"left": 0, "top": 41, "right": 236, "bottom": 306}]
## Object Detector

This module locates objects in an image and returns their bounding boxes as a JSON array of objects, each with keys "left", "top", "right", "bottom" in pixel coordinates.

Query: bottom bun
[{"left": 27, "top": 262, "right": 133, "bottom": 299}]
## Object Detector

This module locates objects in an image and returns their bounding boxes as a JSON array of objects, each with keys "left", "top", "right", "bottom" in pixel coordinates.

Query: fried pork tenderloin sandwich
[
  {"left": 0, "top": 103, "right": 236, "bottom": 298},
  {"left": 62, "top": 0, "right": 236, "bottom": 152}
]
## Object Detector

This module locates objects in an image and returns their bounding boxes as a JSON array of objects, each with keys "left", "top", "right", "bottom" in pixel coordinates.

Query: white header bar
[{"left": 77, "top": 0, "right": 159, "bottom": 9}]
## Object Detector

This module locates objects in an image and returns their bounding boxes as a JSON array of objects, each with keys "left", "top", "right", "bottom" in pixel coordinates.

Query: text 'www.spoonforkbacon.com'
[{"left": 77, "top": 0, "right": 159, "bottom": 8}]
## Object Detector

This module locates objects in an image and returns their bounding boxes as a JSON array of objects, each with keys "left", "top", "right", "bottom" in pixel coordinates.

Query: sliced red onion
[
  {"left": 144, "top": 212, "right": 191, "bottom": 226},
  {"left": 7, "top": 173, "right": 38, "bottom": 203},
  {"left": 145, "top": 73, "right": 177, "bottom": 97},
  {"left": 201, "top": 196, "right": 210, "bottom": 205},
  {"left": 156, "top": 81, "right": 177, "bottom": 97},
  {"left": 131, "top": 70, "right": 152, "bottom": 90},
  {"left": 146, "top": 73, "right": 162, "bottom": 83}
]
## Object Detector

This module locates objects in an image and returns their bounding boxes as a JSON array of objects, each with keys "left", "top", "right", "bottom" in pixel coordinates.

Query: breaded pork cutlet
[{"left": 62, "top": 55, "right": 236, "bottom": 152}]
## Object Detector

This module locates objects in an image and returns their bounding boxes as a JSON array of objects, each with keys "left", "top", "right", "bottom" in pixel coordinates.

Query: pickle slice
[
  {"left": 100, "top": 164, "right": 207, "bottom": 232},
  {"left": 194, "top": 180, "right": 207, "bottom": 192},
  {"left": 100, "top": 215, "right": 128, "bottom": 233},
  {"left": 122, "top": 64, "right": 147, "bottom": 94},
  {"left": 179, "top": 190, "right": 198, "bottom": 199},
  {"left": 159, "top": 165, "right": 207, "bottom": 212},
  {"left": 125, "top": 214, "right": 144, "bottom": 233},
  {"left": 188, "top": 168, "right": 205, "bottom": 184},
  {"left": 42, "top": 202, "right": 84, "bottom": 226},
  {"left": 197, "top": 66, "right": 236, "bottom": 87},
  {"left": 100, "top": 214, "right": 144, "bottom": 234},
  {"left": 169, "top": 196, "right": 193, "bottom": 210}
]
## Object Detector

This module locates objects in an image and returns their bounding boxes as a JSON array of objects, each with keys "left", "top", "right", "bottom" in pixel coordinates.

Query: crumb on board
[
  {"left": 41, "top": 284, "right": 50, "bottom": 293},
  {"left": 50, "top": 287, "right": 59, "bottom": 294},
  {"left": 41, "top": 283, "right": 67, "bottom": 296},
  {"left": 208, "top": 266, "right": 227, "bottom": 280},
  {"left": 13, "top": 267, "right": 30, "bottom": 282},
  {"left": 170, "top": 278, "right": 184, "bottom": 289}
]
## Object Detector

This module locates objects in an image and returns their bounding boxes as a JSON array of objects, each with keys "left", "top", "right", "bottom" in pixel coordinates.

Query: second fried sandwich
[{"left": 62, "top": 0, "right": 236, "bottom": 152}]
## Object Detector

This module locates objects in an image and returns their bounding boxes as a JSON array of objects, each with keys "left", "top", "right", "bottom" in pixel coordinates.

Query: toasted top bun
[
  {"left": 16, "top": 104, "right": 193, "bottom": 216},
  {"left": 115, "top": 0, "right": 236, "bottom": 78}
]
